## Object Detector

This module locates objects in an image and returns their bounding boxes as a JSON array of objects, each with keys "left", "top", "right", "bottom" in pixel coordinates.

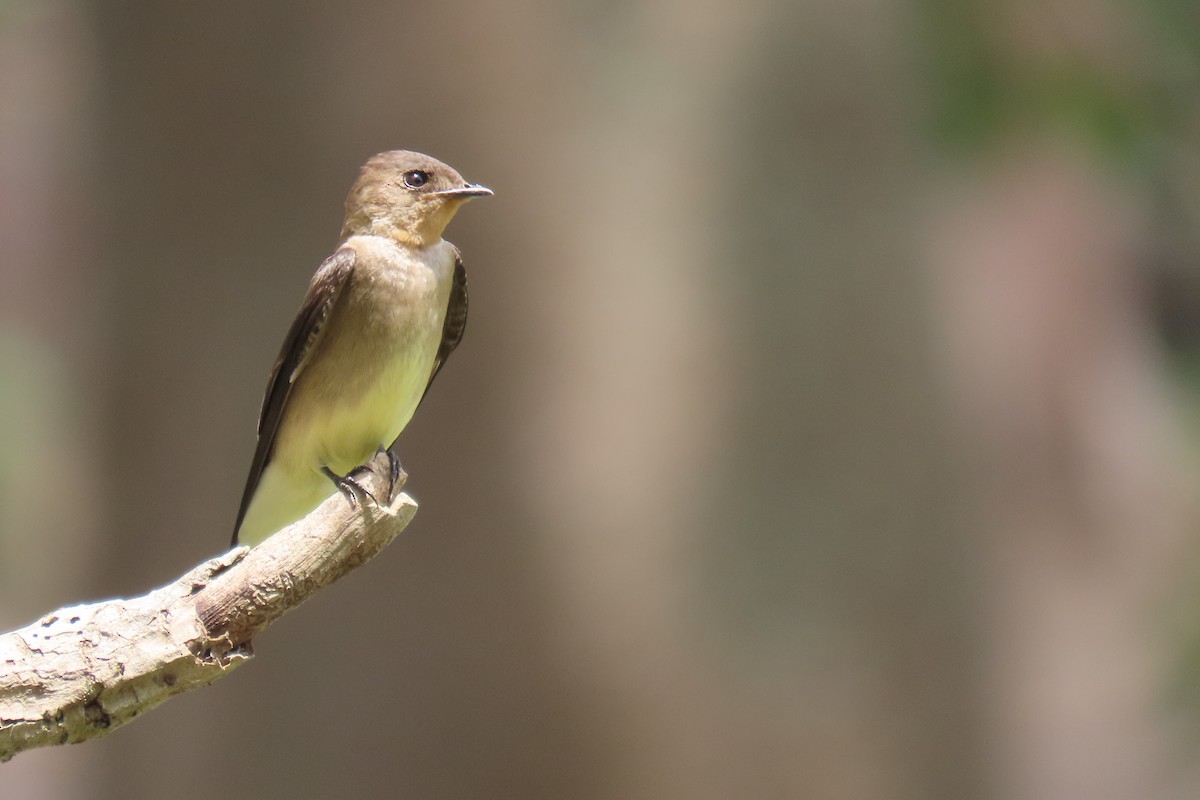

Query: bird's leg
[
  {"left": 379, "top": 446, "right": 404, "bottom": 493},
  {"left": 345, "top": 447, "right": 403, "bottom": 500},
  {"left": 322, "top": 447, "right": 405, "bottom": 511},
  {"left": 321, "top": 465, "right": 378, "bottom": 509}
]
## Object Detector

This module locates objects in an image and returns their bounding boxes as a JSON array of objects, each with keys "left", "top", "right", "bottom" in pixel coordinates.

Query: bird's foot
[
  {"left": 378, "top": 446, "right": 404, "bottom": 498},
  {"left": 321, "top": 465, "right": 378, "bottom": 510},
  {"left": 322, "top": 449, "right": 407, "bottom": 512}
]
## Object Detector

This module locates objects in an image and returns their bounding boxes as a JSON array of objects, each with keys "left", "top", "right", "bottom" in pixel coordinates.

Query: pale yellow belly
[
  {"left": 305, "top": 345, "right": 435, "bottom": 475},
  {"left": 276, "top": 299, "right": 443, "bottom": 477}
]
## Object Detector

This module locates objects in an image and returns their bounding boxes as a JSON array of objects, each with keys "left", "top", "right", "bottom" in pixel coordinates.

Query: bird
[{"left": 231, "top": 150, "right": 491, "bottom": 547}]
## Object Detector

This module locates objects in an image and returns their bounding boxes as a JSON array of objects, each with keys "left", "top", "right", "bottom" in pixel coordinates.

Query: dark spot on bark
[
  {"left": 69, "top": 617, "right": 80, "bottom": 624},
  {"left": 83, "top": 700, "right": 110, "bottom": 729},
  {"left": 41, "top": 616, "right": 57, "bottom": 627}
]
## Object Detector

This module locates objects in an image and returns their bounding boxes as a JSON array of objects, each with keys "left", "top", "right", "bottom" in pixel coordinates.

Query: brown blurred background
[{"left": 4, "top": 1, "right": 1200, "bottom": 798}]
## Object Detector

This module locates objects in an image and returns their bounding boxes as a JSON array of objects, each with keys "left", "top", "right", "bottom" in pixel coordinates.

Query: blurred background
[{"left": 3, "top": 1, "right": 1200, "bottom": 798}]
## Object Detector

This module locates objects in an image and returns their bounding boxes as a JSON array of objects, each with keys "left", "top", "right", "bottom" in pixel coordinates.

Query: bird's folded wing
[
  {"left": 418, "top": 247, "right": 468, "bottom": 407},
  {"left": 232, "top": 247, "right": 357, "bottom": 544}
]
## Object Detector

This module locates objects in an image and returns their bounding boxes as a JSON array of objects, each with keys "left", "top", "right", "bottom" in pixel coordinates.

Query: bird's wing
[
  {"left": 417, "top": 246, "right": 468, "bottom": 406},
  {"left": 232, "top": 247, "right": 356, "bottom": 545}
]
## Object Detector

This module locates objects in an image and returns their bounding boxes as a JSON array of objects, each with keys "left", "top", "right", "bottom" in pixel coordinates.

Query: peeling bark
[{"left": 0, "top": 451, "right": 415, "bottom": 762}]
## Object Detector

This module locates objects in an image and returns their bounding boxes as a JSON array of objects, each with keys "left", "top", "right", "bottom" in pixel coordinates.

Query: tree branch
[{"left": 0, "top": 450, "right": 416, "bottom": 762}]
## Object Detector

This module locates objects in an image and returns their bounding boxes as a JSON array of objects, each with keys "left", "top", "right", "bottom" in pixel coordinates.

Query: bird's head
[{"left": 341, "top": 150, "right": 492, "bottom": 245}]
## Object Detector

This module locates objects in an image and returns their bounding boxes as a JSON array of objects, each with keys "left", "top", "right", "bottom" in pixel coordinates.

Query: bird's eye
[{"left": 402, "top": 170, "right": 429, "bottom": 189}]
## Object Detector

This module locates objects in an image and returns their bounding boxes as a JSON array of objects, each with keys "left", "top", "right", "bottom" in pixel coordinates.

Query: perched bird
[{"left": 232, "top": 150, "right": 491, "bottom": 547}]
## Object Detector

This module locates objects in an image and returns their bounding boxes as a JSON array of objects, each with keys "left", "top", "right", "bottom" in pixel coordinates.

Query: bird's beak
[{"left": 432, "top": 184, "right": 494, "bottom": 199}]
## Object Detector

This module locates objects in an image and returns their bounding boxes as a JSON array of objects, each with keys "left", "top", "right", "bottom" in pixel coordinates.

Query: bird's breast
[{"left": 278, "top": 237, "right": 456, "bottom": 476}]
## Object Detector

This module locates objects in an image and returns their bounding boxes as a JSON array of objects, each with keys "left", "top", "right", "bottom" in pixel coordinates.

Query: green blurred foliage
[{"left": 918, "top": 0, "right": 1199, "bottom": 173}]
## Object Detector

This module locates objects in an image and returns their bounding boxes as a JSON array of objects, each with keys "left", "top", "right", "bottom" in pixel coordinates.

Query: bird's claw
[
  {"left": 378, "top": 446, "right": 405, "bottom": 500},
  {"left": 323, "top": 448, "right": 406, "bottom": 512},
  {"left": 322, "top": 466, "right": 377, "bottom": 509}
]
